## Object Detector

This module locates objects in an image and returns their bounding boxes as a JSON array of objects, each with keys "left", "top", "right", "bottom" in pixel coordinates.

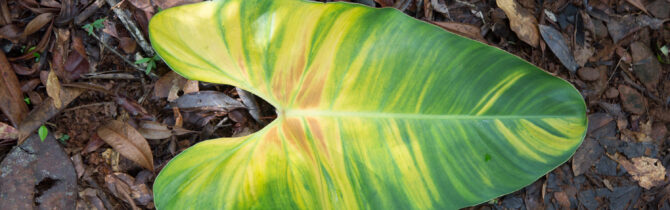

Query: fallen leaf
[
  {"left": 625, "top": 0, "right": 649, "bottom": 14},
  {"left": 138, "top": 121, "right": 194, "bottom": 140},
  {"left": 0, "top": 133, "right": 77, "bottom": 209},
  {"left": 97, "top": 120, "right": 154, "bottom": 171},
  {"left": 0, "top": 51, "right": 29, "bottom": 127},
  {"left": 496, "top": 0, "right": 540, "bottom": 47},
  {"left": 18, "top": 87, "right": 84, "bottom": 144},
  {"left": 119, "top": 37, "right": 137, "bottom": 54},
  {"left": 554, "top": 191, "right": 571, "bottom": 208},
  {"left": 630, "top": 41, "right": 661, "bottom": 91},
  {"left": 78, "top": 188, "right": 106, "bottom": 210},
  {"left": 115, "top": 96, "right": 154, "bottom": 120},
  {"left": 112, "top": 172, "right": 153, "bottom": 206},
  {"left": 0, "top": 122, "right": 18, "bottom": 139},
  {"left": 374, "top": 0, "right": 393, "bottom": 7},
  {"left": 577, "top": 67, "right": 599, "bottom": 81},
  {"left": 171, "top": 91, "right": 245, "bottom": 111},
  {"left": 127, "top": 0, "right": 154, "bottom": 14},
  {"left": 12, "top": 63, "right": 38, "bottom": 76},
  {"left": 46, "top": 70, "right": 62, "bottom": 108},
  {"left": 0, "top": 24, "right": 22, "bottom": 41},
  {"left": 616, "top": 156, "right": 666, "bottom": 189},
  {"left": 618, "top": 85, "right": 646, "bottom": 115},
  {"left": 571, "top": 138, "right": 603, "bottom": 176},
  {"left": 82, "top": 133, "right": 105, "bottom": 154},
  {"left": 539, "top": 25, "right": 579, "bottom": 73},
  {"left": 10, "top": 22, "right": 52, "bottom": 61},
  {"left": 154, "top": 0, "right": 201, "bottom": 9},
  {"left": 573, "top": 45, "right": 594, "bottom": 67},
  {"left": 153, "top": 71, "right": 197, "bottom": 101},
  {"left": 105, "top": 174, "right": 140, "bottom": 210},
  {"left": 431, "top": 21, "right": 486, "bottom": 43},
  {"left": 40, "top": 0, "right": 61, "bottom": 8},
  {"left": 22, "top": 13, "right": 53, "bottom": 38},
  {"left": 137, "top": 121, "right": 171, "bottom": 140},
  {"left": 605, "top": 14, "right": 666, "bottom": 43},
  {"left": 63, "top": 35, "right": 89, "bottom": 81},
  {"left": 52, "top": 28, "right": 70, "bottom": 79}
]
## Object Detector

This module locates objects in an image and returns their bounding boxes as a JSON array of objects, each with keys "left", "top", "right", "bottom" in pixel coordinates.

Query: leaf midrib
[{"left": 282, "top": 109, "right": 577, "bottom": 120}]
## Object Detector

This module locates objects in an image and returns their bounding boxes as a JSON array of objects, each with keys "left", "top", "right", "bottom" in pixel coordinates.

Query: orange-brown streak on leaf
[
  {"left": 18, "top": 87, "right": 84, "bottom": 144},
  {"left": 294, "top": 64, "right": 327, "bottom": 109},
  {"left": 0, "top": 51, "right": 29, "bottom": 127},
  {"left": 305, "top": 117, "right": 329, "bottom": 159},
  {"left": 97, "top": 120, "right": 154, "bottom": 171},
  {"left": 625, "top": 0, "right": 649, "bottom": 14},
  {"left": 283, "top": 118, "right": 315, "bottom": 161},
  {"left": 273, "top": 42, "right": 307, "bottom": 104}
]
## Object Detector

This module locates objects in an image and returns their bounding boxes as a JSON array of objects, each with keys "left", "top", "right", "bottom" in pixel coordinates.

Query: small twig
[
  {"left": 82, "top": 72, "right": 138, "bottom": 80},
  {"left": 74, "top": 0, "right": 105, "bottom": 25},
  {"left": 89, "top": 32, "right": 158, "bottom": 78},
  {"left": 236, "top": 87, "right": 263, "bottom": 125},
  {"left": 63, "top": 102, "right": 113, "bottom": 112},
  {"left": 104, "top": 0, "right": 154, "bottom": 56}
]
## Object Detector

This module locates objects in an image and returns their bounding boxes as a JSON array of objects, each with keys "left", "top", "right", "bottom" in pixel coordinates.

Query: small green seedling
[
  {"left": 24, "top": 97, "right": 31, "bottom": 105},
  {"left": 38, "top": 125, "right": 48, "bottom": 142},
  {"left": 83, "top": 18, "right": 107, "bottom": 35},
  {"left": 135, "top": 55, "right": 160, "bottom": 75},
  {"left": 58, "top": 134, "right": 70, "bottom": 143}
]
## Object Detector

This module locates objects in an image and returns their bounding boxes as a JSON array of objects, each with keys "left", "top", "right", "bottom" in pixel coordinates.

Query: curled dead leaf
[
  {"left": 23, "top": 13, "right": 54, "bottom": 38},
  {"left": 612, "top": 155, "right": 666, "bottom": 190},
  {"left": 138, "top": 121, "right": 195, "bottom": 140},
  {"left": 97, "top": 120, "right": 154, "bottom": 171},
  {"left": 0, "top": 51, "right": 29, "bottom": 127},
  {"left": 496, "top": 0, "right": 540, "bottom": 47},
  {"left": 46, "top": 70, "right": 62, "bottom": 108},
  {"left": 0, "top": 122, "right": 18, "bottom": 139}
]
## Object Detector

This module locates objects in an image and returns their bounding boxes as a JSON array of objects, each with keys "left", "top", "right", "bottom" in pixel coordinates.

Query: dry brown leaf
[
  {"left": 431, "top": 21, "right": 486, "bottom": 43},
  {"left": 46, "top": 70, "right": 62, "bottom": 108},
  {"left": 154, "top": 0, "right": 201, "bottom": 9},
  {"left": 154, "top": 71, "right": 198, "bottom": 101},
  {"left": 97, "top": 120, "right": 154, "bottom": 171},
  {"left": 496, "top": 0, "right": 540, "bottom": 47},
  {"left": 118, "top": 37, "right": 137, "bottom": 54},
  {"left": 615, "top": 156, "right": 666, "bottom": 189},
  {"left": 625, "top": 0, "right": 649, "bottom": 14},
  {"left": 374, "top": 0, "right": 394, "bottom": 7},
  {"left": 127, "top": 0, "right": 154, "bottom": 14},
  {"left": 0, "top": 51, "right": 29, "bottom": 127},
  {"left": 0, "top": 25, "right": 22, "bottom": 41},
  {"left": 10, "top": 22, "right": 52, "bottom": 61},
  {"left": 138, "top": 121, "right": 194, "bottom": 140},
  {"left": 0, "top": 122, "right": 18, "bottom": 139},
  {"left": 22, "top": 13, "right": 54, "bottom": 38},
  {"left": 105, "top": 174, "right": 140, "bottom": 210},
  {"left": 137, "top": 121, "right": 171, "bottom": 140}
]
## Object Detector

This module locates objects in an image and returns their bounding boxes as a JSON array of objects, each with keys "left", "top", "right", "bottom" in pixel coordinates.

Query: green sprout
[
  {"left": 24, "top": 97, "right": 31, "bottom": 105},
  {"left": 135, "top": 55, "right": 160, "bottom": 75},
  {"left": 58, "top": 134, "right": 70, "bottom": 143},
  {"left": 83, "top": 17, "right": 107, "bottom": 35},
  {"left": 38, "top": 125, "right": 48, "bottom": 142}
]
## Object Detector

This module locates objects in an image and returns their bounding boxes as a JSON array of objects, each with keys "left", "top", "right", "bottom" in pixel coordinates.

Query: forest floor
[{"left": 0, "top": 0, "right": 668, "bottom": 209}]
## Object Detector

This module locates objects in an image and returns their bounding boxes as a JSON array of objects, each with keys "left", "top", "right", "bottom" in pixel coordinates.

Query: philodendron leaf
[{"left": 149, "top": 0, "right": 587, "bottom": 209}]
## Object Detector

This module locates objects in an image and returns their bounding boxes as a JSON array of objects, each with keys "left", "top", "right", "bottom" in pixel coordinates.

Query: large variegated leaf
[{"left": 148, "top": 0, "right": 587, "bottom": 209}]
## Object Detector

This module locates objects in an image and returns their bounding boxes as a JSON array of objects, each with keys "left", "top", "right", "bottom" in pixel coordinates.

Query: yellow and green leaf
[{"left": 148, "top": 0, "right": 587, "bottom": 209}]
